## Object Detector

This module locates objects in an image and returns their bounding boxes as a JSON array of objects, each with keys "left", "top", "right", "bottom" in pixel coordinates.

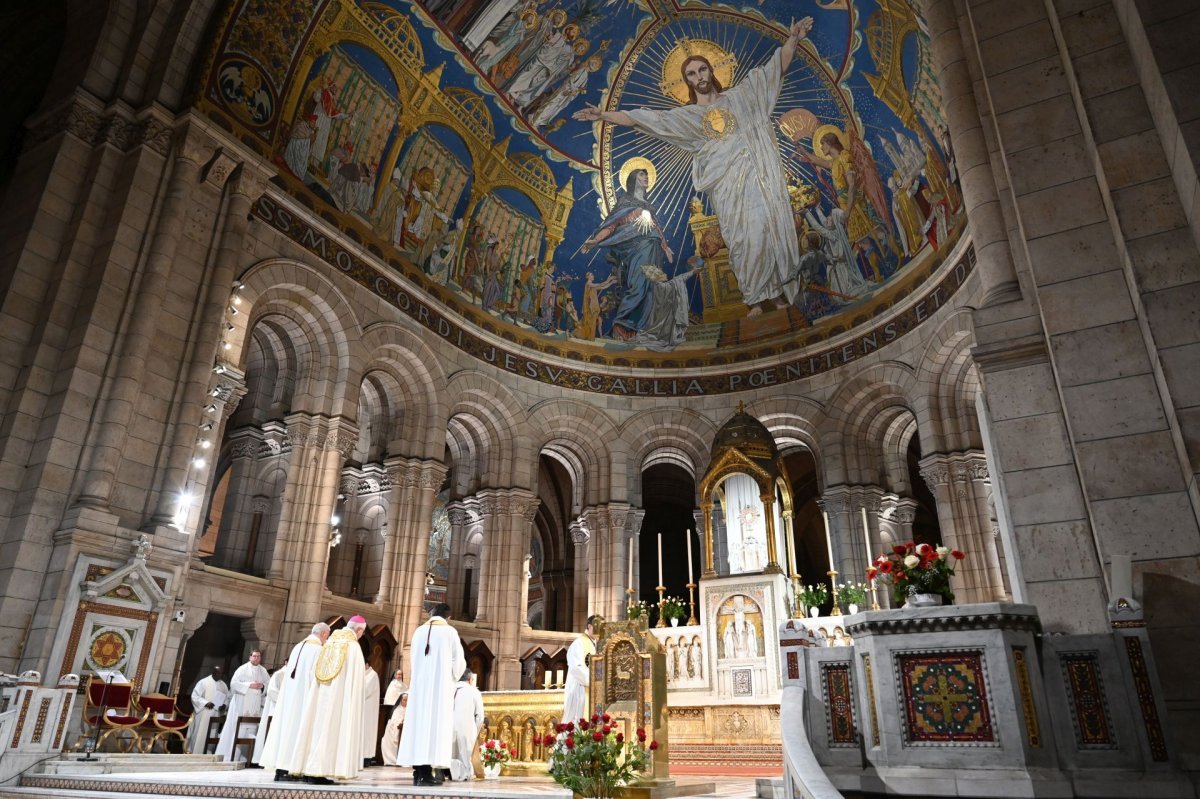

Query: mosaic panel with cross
[{"left": 897, "top": 650, "right": 996, "bottom": 745}]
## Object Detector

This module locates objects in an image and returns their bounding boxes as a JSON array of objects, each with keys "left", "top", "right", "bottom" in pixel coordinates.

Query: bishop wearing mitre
[
  {"left": 292, "top": 616, "right": 368, "bottom": 784},
  {"left": 259, "top": 622, "right": 330, "bottom": 781},
  {"left": 216, "top": 649, "right": 269, "bottom": 761}
]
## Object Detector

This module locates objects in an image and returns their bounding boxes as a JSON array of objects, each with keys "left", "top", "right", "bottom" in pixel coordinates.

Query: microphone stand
[{"left": 79, "top": 674, "right": 114, "bottom": 761}]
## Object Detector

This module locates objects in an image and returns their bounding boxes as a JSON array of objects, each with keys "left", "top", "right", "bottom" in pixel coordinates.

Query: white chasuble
[
  {"left": 625, "top": 49, "right": 799, "bottom": 306},
  {"left": 293, "top": 628, "right": 366, "bottom": 780},
  {"left": 562, "top": 633, "right": 595, "bottom": 724},
  {"left": 397, "top": 616, "right": 466, "bottom": 769}
]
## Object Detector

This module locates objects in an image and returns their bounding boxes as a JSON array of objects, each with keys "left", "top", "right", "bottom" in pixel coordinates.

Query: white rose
[
  {"left": 936, "top": 546, "right": 950, "bottom": 558},
  {"left": 903, "top": 554, "right": 920, "bottom": 569}
]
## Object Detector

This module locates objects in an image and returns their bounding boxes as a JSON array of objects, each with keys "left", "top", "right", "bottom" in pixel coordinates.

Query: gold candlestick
[
  {"left": 655, "top": 585, "right": 666, "bottom": 627},
  {"left": 869, "top": 579, "right": 882, "bottom": 611},
  {"left": 827, "top": 569, "right": 843, "bottom": 616},
  {"left": 790, "top": 573, "right": 805, "bottom": 619},
  {"left": 686, "top": 581, "right": 698, "bottom": 625}
]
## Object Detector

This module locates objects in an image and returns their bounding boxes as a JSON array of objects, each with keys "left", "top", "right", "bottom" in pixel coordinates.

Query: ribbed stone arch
[
  {"left": 527, "top": 399, "right": 618, "bottom": 509},
  {"left": 237, "top": 260, "right": 363, "bottom": 420},
  {"left": 821, "top": 361, "right": 918, "bottom": 486},
  {"left": 619, "top": 409, "right": 717, "bottom": 506},
  {"left": 358, "top": 322, "right": 448, "bottom": 459},
  {"left": 744, "top": 395, "right": 827, "bottom": 470},
  {"left": 914, "top": 310, "right": 982, "bottom": 453},
  {"left": 443, "top": 370, "right": 532, "bottom": 487}
]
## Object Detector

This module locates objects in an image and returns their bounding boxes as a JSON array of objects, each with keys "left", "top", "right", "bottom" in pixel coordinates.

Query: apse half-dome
[{"left": 199, "top": 0, "right": 970, "bottom": 387}]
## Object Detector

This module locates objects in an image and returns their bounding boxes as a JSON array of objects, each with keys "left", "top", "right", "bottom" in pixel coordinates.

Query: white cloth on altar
[
  {"left": 258, "top": 635, "right": 323, "bottom": 773},
  {"left": 293, "top": 628, "right": 366, "bottom": 780},
  {"left": 562, "top": 633, "right": 595, "bottom": 724},
  {"left": 450, "top": 682, "right": 484, "bottom": 781},
  {"left": 251, "top": 666, "right": 286, "bottom": 763},
  {"left": 186, "top": 675, "right": 228, "bottom": 754},
  {"left": 397, "top": 616, "right": 465, "bottom": 769},
  {"left": 216, "top": 660, "right": 269, "bottom": 761},
  {"left": 624, "top": 49, "right": 799, "bottom": 306},
  {"left": 361, "top": 665, "right": 380, "bottom": 760}
]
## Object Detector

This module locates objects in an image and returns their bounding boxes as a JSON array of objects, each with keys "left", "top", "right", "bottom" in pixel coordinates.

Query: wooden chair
[
  {"left": 79, "top": 677, "right": 146, "bottom": 752},
  {"left": 203, "top": 714, "right": 224, "bottom": 755},
  {"left": 232, "top": 714, "right": 261, "bottom": 762},
  {"left": 133, "top": 693, "right": 191, "bottom": 753}
]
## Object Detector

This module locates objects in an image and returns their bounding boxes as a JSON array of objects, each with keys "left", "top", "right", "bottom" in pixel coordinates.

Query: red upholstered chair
[
  {"left": 133, "top": 693, "right": 191, "bottom": 753},
  {"left": 80, "top": 677, "right": 147, "bottom": 752}
]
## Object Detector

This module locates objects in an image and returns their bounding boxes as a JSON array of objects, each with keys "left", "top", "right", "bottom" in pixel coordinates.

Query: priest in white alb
[
  {"left": 186, "top": 665, "right": 227, "bottom": 754},
  {"left": 250, "top": 658, "right": 287, "bottom": 765},
  {"left": 259, "top": 622, "right": 330, "bottom": 781},
  {"left": 450, "top": 669, "right": 484, "bottom": 781},
  {"left": 380, "top": 692, "right": 407, "bottom": 765},
  {"left": 398, "top": 602, "right": 465, "bottom": 786},
  {"left": 383, "top": 668, "right": 407, "bottom": 707},
  {"left": 361, "top": 662, "right": 380, "bottom": 767},
  {"left": 292, "top": 616, "right": 368, "bottom": 784},
  {"left": 562, "top": 615, "right": 599, "bottom": 724},
  {"left": 216, "top": 649, "right": 269, "bottom": 761}
]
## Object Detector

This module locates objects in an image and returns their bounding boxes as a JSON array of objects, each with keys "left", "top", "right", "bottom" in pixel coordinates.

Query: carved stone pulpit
[{"left": 590, "top": 618, "right": 670, "bottom": 783}]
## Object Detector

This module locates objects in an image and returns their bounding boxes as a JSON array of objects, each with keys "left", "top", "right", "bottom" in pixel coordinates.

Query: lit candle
[
  {"left": 657, "top": 532, "right": 664, "bottom": 587},
  {"left": 543, "top": 671, "right": 552, "bottom": 689},
  {"left": 555, "top": 669, "right": 564, "bottom": 687},
  {"left": 686, "top": 530, "right": 694, "bottom": 584},
  {"left": 627, "top": 538, "right": 634, "bottom": 593},
  {"left": 822, "top": 511, "right": 835, "bottom": 572},
  {"left": 861, "top": 506, "right": 872, "bottom": 571}
]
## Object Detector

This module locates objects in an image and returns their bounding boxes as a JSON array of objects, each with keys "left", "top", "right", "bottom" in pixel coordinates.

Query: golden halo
[
  {"left": 618, "top": 157, "right": 657, "bottom": 192},
  {"left": 659, "top": 38, "right": 737, "bottom": 105},
  {"left": 547, "top": 8, "right": 567, "bottom": 27},
  {"left": 813, "top": 123, "right": 847, "bottom": 153}
]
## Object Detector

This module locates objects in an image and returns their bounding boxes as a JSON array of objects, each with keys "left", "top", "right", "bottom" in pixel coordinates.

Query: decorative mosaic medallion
[
  {"left": 897, "top": 650, "right": 996, "bottom": 745},
  {"left": 732, "top": 668, "right": 753, "bottom": 696}
]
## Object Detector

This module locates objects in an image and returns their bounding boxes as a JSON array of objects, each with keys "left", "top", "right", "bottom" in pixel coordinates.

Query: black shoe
[
  {"left": 273, "top": 770, "right": 291, "bottom": 782},
  {"left": 415, "top": 777, "right": 441, "bottom": 786},
  {"left": 244, "top": 763, "right": 263, "bottom": 769}
]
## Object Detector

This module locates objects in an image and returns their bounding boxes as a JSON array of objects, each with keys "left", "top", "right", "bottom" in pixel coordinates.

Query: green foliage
[
  {"left": 796, "top": 582, "right": 828, "bottom": 610},
  {"left": 660, "top": 596, "right": 686, "bottom": 621},
  {"left": 546, "top": 715, "right": 656, "bottom": 799}
]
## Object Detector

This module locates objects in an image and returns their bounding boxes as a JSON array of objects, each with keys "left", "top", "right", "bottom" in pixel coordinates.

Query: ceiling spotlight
[
  {"left": 232, "top": 295, "right": 242, "bottom": 306},
  {"left": 192, "top": 456, "right": 207, "bottom": 468},
  {"left": 200, "top": 422, "right": 214, "bottom": 431},
  {"left": 204, "top": 404, "right": 217, "bottom": 414},
  {"left": 199, "top": 439, "right": 211, "bottom": 450},
  {"left": 222, "top": 341, "right": 232, "bottom": 350},
  {"left": 225, "top": 322, "right": 235, "bottom": 332},
  {"left": 227, "top": 305, "right": 238, "bottom": 315},
  {"left": 213, "top": 363, "right": 226, "bottom": 374},
  {"left": 210, "top": 388, "right": 222, "bottom": 397},
  {"left": 331, "top": 514, "right": 341, "bottom": 525}
]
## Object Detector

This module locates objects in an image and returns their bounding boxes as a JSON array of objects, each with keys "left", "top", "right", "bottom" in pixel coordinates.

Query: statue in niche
[
  {"left": 688, "top": 636, "right": 703, "bottom": 679},
  {"left": 719, "top": 595, "right": 760, "bottom": 659}
]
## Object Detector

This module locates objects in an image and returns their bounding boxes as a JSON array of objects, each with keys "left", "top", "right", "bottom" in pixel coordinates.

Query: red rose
[
  {"left": 486, "top": 741, "right": 495, "bottom": 749},
  {"left": 566, "top": 722, "right": 575, "bottom": 732},
  {"left": 603, "top": 725, "right": 611, "bottom": 734},
  {"left": 649, "top": 740, "right": 659, "bottom": 750},
  {"left": 543, "top": 734, "right": 555, "bottom": 746},
  {"left": 917, "top": 543, "right": 932, "bottom": 556},
  {"left": 601, "top": 713, "right": 611, "bottom": 723},
  {"left": 636, "top": 728, "right": 647, "bottom": 741},
  {"left": 866, "top": 566, "right": 878, "bottom": 579},
  {"left": 892, "top": 545, "right": 906, "bottom": 555},
  {"left": 580, "top": 720, "right": 590, "bottom": 731},
  {"left": 500, "top": 742, "right": 508, "bottom": 749},
  {"left": 952, "top": 550, "right": 965, "bottom": 560},
  {"left": 593, "top": 731, "right": 603, "bottom": 742},
  {"left": 592, "top": 713, "right": 601, "bottom": 722},
  {"left": 616, "top": 733, "right": 624, "bottom": 743},
  {"left": 879, "top": 560, "right": 894, "bottom": 574},
  {"left": 565, "top": 737, "right": 575, "bottom": 749}
]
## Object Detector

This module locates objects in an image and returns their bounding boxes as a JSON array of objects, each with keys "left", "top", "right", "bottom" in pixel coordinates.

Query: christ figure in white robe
[{"left": 574, "top": 17, "right": 814, "bottom": 317}]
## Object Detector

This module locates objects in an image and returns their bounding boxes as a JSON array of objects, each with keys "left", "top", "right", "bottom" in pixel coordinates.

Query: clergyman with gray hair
[{"left": 258, "top": 622, "right": 330, "bottom": 782}]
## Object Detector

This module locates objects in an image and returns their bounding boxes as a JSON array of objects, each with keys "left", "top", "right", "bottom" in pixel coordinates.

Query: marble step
[{"left": 36, "top": 754, "right": 243, "bottom": 775}]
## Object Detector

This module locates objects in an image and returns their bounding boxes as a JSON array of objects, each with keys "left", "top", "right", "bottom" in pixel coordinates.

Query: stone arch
[
  {"left": 443, "top": 370, "right": 532, "bottom": 488},
  {"left": 618, "top": 409, "right": 717, "bottom": 505},
  {"left": 821, "top": 361, "right": 918, "bottom": 486},
  {"left": 526, "top": 399, "right": 618, "bottom": 510},
  {"left": 744, "top": 394, "right": 828, "bottom": 475},
  {"left": 358, "top": 322, "right": 449, "bottom": 460},
  {"left": 914, "top": 310, "right": 982, "bottom": 453}
]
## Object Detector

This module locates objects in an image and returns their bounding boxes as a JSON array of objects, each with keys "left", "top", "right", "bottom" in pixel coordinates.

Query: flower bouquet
[
  {"left": 872, "top": 542, "right": 964, "bottom": 605},
  {"left": 659, "top": 596, "right": 686, "bottom": 625},
  {"left": 836, "top": 582, "right": 868, "bottom": 610},
  {"left": 480, "top": 738, "right": 511, "bottom": 778},
  {"left": 545, "top": 714, "right": 657, "bottom": 799},
  {"left": 797, "top": 582, "right": 828, "bottom": 616},
  {"left": 626, "top": 599, "right": 649, "bottom": 621}
]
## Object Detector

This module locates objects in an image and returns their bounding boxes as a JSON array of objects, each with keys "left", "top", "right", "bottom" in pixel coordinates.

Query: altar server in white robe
[
  {"left": 250, "top": 659, "right": 287, "bottom": 765},
  {"left": 380, "top": 692, "right": 407, "bottom": 765},
  {"left": 259, "top": 622, "right": 330, "bottom": 781},
  {"left": 398, "top": 602, "right": 466, "bottom": 786},
  {"left": 361, "top": 662, "right": 380, "bottom": 766},
  {"left": 383, "top": 668, "right": 407, "bottom": 707},
  {"left": 186, "top": 665, "right": 228, "bottom": 754},
  {"left": 216, "top": 650, "right": 269, "bottom": 761},
  {"left": 292, "top": 616, "right": 368, "bottom": 783},
  {"left": 562, "top": 615, "right": 599, "bottom": 724},
  {"left": 450, "top": 670, "right": 484, "bottom": 781}
]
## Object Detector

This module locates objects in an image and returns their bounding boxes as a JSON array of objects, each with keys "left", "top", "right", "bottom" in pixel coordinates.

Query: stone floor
[{"left": 1, "top": 767, "right": 762, "bottom": 799}]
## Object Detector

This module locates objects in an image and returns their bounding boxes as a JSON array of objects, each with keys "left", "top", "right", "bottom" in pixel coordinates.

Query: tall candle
[
  {"left": 1111, "top": 554, "right": 1133, "bottom": 602},
  {"left": 686, "top": 529, "right": 694, "bottom": 584},
  {"left": 861, "top": 506, "right": 872, "bottom": 570},
  {"left": 543, "top": 671, "right": 552, "bottom": 689},
  {"left": 822, "top": 511, "right": 835, "bottom": 572},
  {"left": 657, "top": 532, "right": 664, "bottom": 586},
  {"left": 627, "top": 538, "right": 634, "bottom": 593}
]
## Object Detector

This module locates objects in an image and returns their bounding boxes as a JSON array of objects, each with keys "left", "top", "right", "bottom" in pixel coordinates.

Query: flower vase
[
  {"left": 847, "top": 603, "right": 859, "bottom": 615},
  {"left": 904, "top": 590, "right": 943, "bottom": 608},
  {"left": 670, "top": 617, "right": 679, "bottom": 627},
  {"left": 483, "top": 763, "right": 502, "bottom": 779},
  {"left": 809, "top": 606, "right": 820, "bottom": 617}
]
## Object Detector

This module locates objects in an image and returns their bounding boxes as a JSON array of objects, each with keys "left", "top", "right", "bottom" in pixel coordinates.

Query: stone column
[
  {"left": 878, "top": 495, "right": 918, "bottom": 550},
  {"left": 273, "top": 415, "right": 357, "bottom": 636},
  {"left": 760, "top": 490, "right": 782, "bottom": 574},
  {"left": 389, "top": 459, "right": 448, "bottom": 656},
  {"left": 921, "top": 0, "right": 1020, "bottom": 306},
  {"left": 477, "top": 488, "right": 538, "bottom": 689},
  {"left": 817, "top": 487, "right": 856, "bottom": 584},
  {"left": 443, "top": 502, "right": 470, "bottom": 613},
  {"left": 581, "top": 503, "right": 640, "bottom": 620},
  {"left": 919, "top": 451, "right": 1006, "bottom": 603},
  {"left": 568, "top": 519, "right": 589, "bottom": 630},
  {"left": 208, "top": 428, "right": 263, "bottom": 570}
]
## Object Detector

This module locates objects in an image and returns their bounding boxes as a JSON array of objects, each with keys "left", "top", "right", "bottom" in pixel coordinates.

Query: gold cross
[{"left": 924, "top": 673, "right": 969, "bottom": 721}]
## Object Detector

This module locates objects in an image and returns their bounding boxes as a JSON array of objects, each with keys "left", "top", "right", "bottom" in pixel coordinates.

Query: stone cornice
[{"left": 845, "top": 604, "right": 1041, "bottom": 637}]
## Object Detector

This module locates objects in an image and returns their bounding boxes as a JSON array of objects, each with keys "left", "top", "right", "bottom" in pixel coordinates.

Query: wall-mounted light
[
  {"left": 192, "top": 456, "right": 207, "bottom": 468},
  {"left": 199, "top": 439, "right": 211, "bottom": 450}
]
